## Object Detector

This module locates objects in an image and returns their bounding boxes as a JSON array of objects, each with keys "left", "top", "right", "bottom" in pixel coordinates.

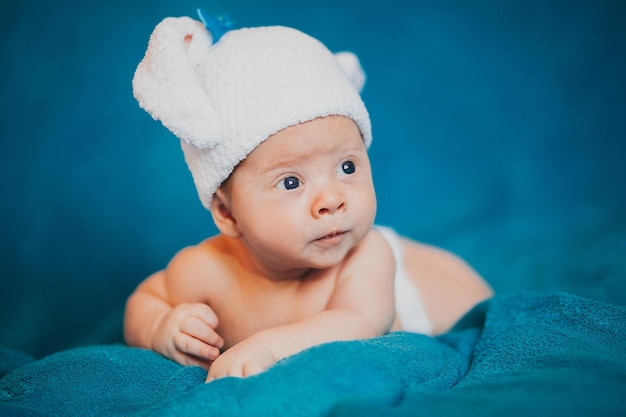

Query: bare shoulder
[
  {"left": 327, "top": 228, "right": 397, "bottom": 333},
  {"left": 334, "top": 228, "right": 396, "bottom": 297},
  {"left": 344, "top": 228, "right": 395, "bottom": 273},
  {"left": 361, "top": 228, "right": 395, "bottom": 255},
  {"left": 167, "top": 237, "right": 223, "bottom": 275},
  {"left": 162, "top": 235, "right": 233, "bottom": 302},
  {"left": 400, "top": 237, "right": 493, "bottom": 334}
]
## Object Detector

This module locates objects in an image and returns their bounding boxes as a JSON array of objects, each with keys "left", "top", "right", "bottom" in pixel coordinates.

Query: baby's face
[{"left": 223, "top": 115, "right": 377, "bottom": 271}]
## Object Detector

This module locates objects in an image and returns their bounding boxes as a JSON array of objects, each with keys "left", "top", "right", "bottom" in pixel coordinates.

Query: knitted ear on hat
[
  {"left": 334, "top": 51, "right": 366, "bottom": 94},
  {"left": 132, "top": 17, "right": 223, "bottom": 149}
]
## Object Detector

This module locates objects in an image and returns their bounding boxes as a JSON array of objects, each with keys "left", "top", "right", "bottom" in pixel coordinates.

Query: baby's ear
[{"left": 210, "top": 189, "right": 241, "bottom": 237}]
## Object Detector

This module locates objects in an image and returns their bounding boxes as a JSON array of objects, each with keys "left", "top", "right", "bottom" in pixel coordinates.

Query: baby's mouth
[{"left": 316, "top": 231, "right": 346, "bottom": 241}]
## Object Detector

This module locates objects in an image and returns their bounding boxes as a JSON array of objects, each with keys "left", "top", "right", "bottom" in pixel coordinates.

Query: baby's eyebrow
[
  {"left": 258, "top": 147, "right": 314, "bottom": 173},
  {"left": 259, "top": 143, "right": 365, "bottom": 174},
  {"left": 258, "top": 154, "right": 303, "bottom": 175}
]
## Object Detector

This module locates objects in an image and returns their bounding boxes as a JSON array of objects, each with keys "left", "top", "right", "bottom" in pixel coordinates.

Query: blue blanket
[{"left": 1, "top": 291, "right": 624, "bottom": 417}]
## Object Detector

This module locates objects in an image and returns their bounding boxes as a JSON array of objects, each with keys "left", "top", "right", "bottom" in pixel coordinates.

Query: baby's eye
[
  {"left": 337, "top": 160, "right": 356, "bottom": 176},
  {"left": 276, "top": 176, "right": 300, "bottom": 190}
]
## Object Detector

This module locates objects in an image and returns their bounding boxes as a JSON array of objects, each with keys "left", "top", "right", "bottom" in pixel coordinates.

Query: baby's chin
[{"left": 303, "top": 243, "right": 357, "bottom": 270}]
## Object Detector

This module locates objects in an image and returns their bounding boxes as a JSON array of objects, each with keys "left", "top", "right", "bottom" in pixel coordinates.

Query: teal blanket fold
[{"left": 1, "top": 292, "right": 624, "bottom": 417}]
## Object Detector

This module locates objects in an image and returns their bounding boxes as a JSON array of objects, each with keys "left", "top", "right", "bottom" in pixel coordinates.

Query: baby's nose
[{"left": 312, "top": 187, "right": 345, "bottom": 217}]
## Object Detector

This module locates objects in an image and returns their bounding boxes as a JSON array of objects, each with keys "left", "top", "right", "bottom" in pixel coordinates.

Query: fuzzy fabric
[{"left": 1, "top": 292, "right": 624, "bottom": 417}]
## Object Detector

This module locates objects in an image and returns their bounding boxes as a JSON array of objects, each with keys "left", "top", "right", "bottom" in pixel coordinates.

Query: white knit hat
[{"left": 132, "top": 14, "right": 371, "bottom": 210}]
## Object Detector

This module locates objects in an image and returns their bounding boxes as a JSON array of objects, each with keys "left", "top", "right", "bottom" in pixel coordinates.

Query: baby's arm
[
  {"left": 206, "top": 230, "right": 395, "bottom": 381},
  {"left": 124, "top": 246, "right": 224, "bottom": 369}
]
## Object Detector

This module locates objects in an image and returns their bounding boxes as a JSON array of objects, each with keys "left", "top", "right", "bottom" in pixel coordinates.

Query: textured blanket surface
[{"left": 1, "top": 291, "right": 624, "bottom": 417}]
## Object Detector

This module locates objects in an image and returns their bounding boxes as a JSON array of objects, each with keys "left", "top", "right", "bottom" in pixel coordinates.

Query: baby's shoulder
[
  {"left": 166, "top": 235, "right": 232, "bottom": 279},
  {"left": 354, "top": 228, "right": 394, "bottom": 257},
  {"left": 150, "top": 237, "right": 229, "bottom": 303},
  {"left": 342, "top": 228, "right": 395, "bottom": 272}
]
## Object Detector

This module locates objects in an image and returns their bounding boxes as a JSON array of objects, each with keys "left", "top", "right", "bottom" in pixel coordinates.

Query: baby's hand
[
  {"left": 152, "top": 303, "right": 224, "bottom": 370},
  {"left": 206, "top": 337, "right": 275, "bottom": 382}
]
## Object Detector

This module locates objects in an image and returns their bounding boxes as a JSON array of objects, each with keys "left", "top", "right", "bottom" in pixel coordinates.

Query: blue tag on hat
[{"left": 197, "top": 8, "right": 235, "bottom": 43}]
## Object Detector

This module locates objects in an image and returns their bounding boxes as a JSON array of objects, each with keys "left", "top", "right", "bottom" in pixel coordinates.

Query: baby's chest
[{"left": 214, "top": 279, "right": 334, "bottom": 349}]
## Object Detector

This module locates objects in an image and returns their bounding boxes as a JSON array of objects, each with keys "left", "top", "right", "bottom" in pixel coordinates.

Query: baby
[{"left": 124, "top": 13, "right": 493, "bottom": 382}]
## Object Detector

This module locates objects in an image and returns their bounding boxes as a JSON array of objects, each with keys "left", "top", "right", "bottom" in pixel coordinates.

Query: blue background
[{"left": 1, "top": 0, "right": 625, "bottom": 358}]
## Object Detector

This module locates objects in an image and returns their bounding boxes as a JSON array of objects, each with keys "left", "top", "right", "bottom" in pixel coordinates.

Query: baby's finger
[
  {"left": 180, "top": 315, "right": 224, "bottom": 349},
  {"left": 206, "top": 363, "right": 260, "bottom": 382},
  {"left": 205, "top": 360, "right": 265, "bottom": 383},
  {"left": 173, "top": 332, "right": 221, "bottom": 361},
  {"left": 173, "top": 352, "right": 211, "bottom": 371},
  {"left": 187, "top": 303, "right": 220, "bottom": 329},
  {"left": 205, "top": 365, "right": 235, "bottom": 382},
  {"left": 242, "top": 361, "right": 266, "bottom": 378}
]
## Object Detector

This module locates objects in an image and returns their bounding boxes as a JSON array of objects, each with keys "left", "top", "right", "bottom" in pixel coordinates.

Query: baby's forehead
[{"left": 240, "top": 116, "right": 366, "bottom": 168}]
